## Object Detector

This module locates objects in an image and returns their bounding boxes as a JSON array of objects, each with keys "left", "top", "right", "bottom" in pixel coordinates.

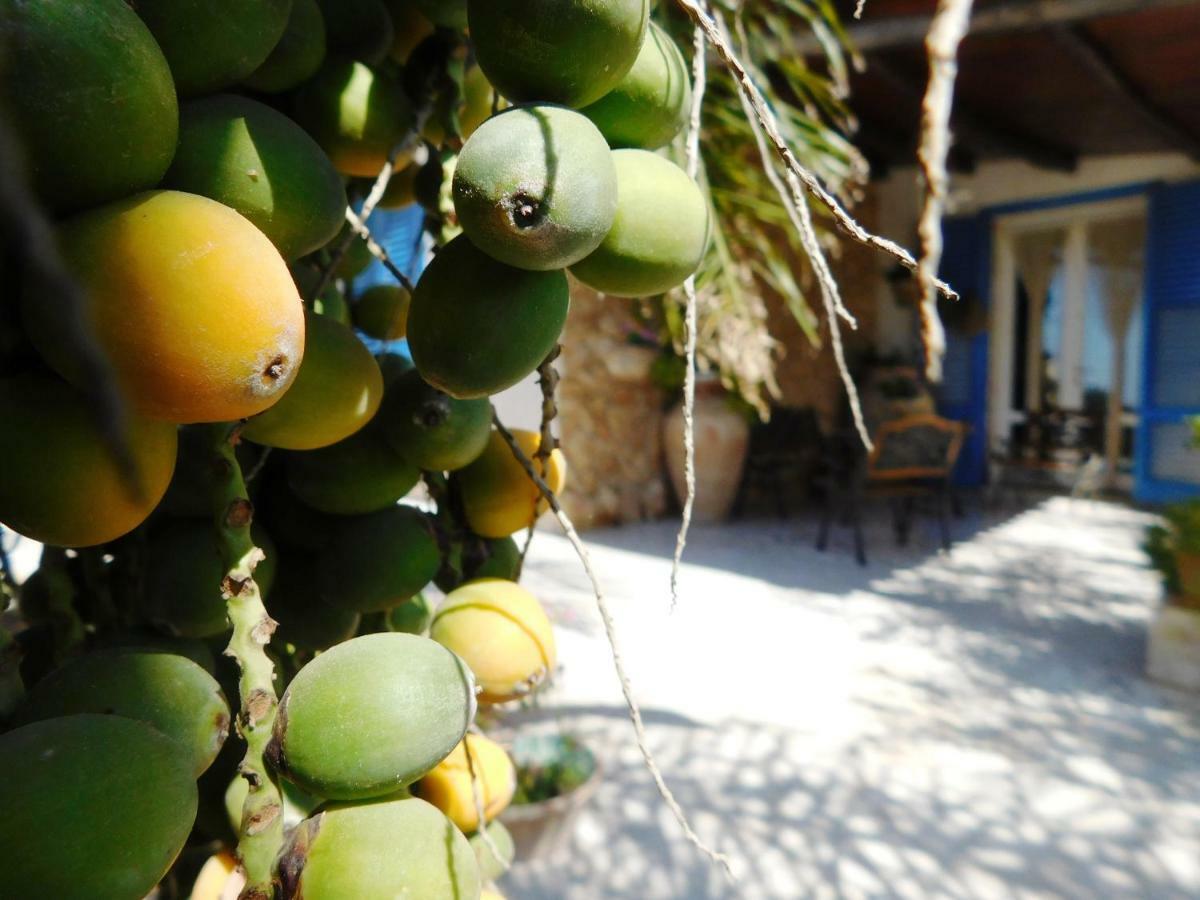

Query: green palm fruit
[
  {"left": 133, "top": 0, "right": 291, "bottom": 96},
  {"left": 469, "top": 0, "right": 649, "bottom": 108},
  {"left": 16, "top": 650, "right": 229, "bottom": 776},
  {"left": 318, "top": 506, "right": 440, "bottom": 612},
  {"left": 0, "top": 715, "right": 197, "bottom": 900},
  {"left": 580, "top": 21, "right": 691, "bottom": 150},
  {"left": 163, "top": 94, "right": 347, "bottom": 261},
  {"left": 570, "top": 149, "right": 710, "bottom": 297},
  {"left": 285, "top": 428, "right": 420, "bottom": 515},
  {"left": 244, "top": 0, "right": 328, "bottom": 93},
  {"left": 278, "top": 796, "right": 481, "bottom": 898},
  {"left": 266, "top": 633, "right": 475, "bottom": 799},
  {"left": 0, "top": 0, "right": 178, "bottom": 213},
  {"left": 453, "top": 105, "right": 617, "bottom": 270},
  {"left": 407, "top": 234, "right": 569, "bottom": 399},
  {"left": 379, "top": 368, "right": 492, "bottom": 471}
]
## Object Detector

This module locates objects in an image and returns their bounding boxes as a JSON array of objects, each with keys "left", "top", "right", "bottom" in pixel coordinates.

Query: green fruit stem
[{"left": 206, "top": 424, "right": 283, "bottom": 899}]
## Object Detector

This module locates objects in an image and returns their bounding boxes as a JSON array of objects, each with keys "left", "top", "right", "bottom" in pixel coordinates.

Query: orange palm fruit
[
  {"left": 0, "top": 374, "right": 177, "bottom": 547},
  {"left": 430, "top": 579, "right": 556, "bottom": 703},
  {"left": 23, "top": 191, "right": 305, "bottom": 424},
  {"left": 456, "top": 429, "right": 566, "bottom": 538}
]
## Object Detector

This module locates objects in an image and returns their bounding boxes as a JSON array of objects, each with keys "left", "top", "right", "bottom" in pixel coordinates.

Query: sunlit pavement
[{"left": 500, "top": 497, "right": 1200, "bottom": 899}]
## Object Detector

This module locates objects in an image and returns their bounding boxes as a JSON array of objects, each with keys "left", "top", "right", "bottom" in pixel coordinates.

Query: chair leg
[
  {"left": 896, "top": 498, "right": 913, "bottom": 547},
  {"left": 849, "top": 493, "right": 867, "bottom": 566},
  {"left": 815, "top": 491, "right": 832, "bottom": 552},
  {"left": 937, "top": 487, "right": 952, "bottom": 551},
  {"left": 772, "top": 471, "right": 788, "bottom": 520}
]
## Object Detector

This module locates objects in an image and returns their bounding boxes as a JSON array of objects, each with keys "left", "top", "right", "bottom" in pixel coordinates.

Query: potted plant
[
  {"left": 500, "top": 732, "right": 602, "bottom": 861},
  {"left": 1144, "top": 498, "right": 1200, "bottom": 691}
]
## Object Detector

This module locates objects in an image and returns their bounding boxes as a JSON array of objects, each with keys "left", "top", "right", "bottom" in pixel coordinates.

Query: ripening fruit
[
  {"left": 354, "top": 284, "right": 411, "bottom": 340},
  {"left": 271, "top": 554, "right": 361, "bottom": 650},
  {"left": 470, "top": 821, "right": 516, "bottom": 883},
  {"left": 189, "top": 852, "right": 240, "bottom": 900},
  {"left": 318, "top": 506, "right": 441, "bottom": 612},
  {"left": 570, "top": 149, "right": 710, "bottom": 297},
  {"left": 243, "top": 0, "right": 328, "bottom": 93},
  {"left": 388, "top": 592, "right": 434, "bottom": 635},
  {"left": 482, "top": 891, "right": 508, "bottom": 900},
  {"left": 242, "top": 311, "right": 383, "bottom": 450},
  {"left": 278, "top": 796, "right": 481, "bottom": 899},
  {"left": 267, "top": 633, "right": 475, "bottom": 799},
  {"left": 580, "top": 21, "right": 690, "bottom": 150},
  {"left": 285, "top": 428, "right": 420, "bottom": 515},
  {"left": 0, "top": 374, "right": 177, "bottom": 547},
  {"left": 140, "top": 520, "right": 278, "bottom": 639},
  {"left": 385, "top": 0, "right": 435, "bottom": 63},
  {"left": 469, "top": 0, "right": 649, "bottom": 108},
  {"left": 453, "top": 106, "right": 617, "bottom": 271},
  {"left": 0, "top": 715, "right": 197, "bottom": 900},
  {"left": 0, "top": 0, "right": 178, "bottom": 213},
  {"left": 294, "top": 59, "right": 415, "bottom": 177},
  {"left": 133, "top": 0, "right": 291, "bottom": 96},
  {"left": 408, "top": 235, "right": 569, "bottom": 399},
  {"left": 24, "top": 191, "right": 305, "bottom": 423},
  {"left": 414, "top": 733, "right": 516, "bottom": 832},
  {"left": 317, "top": 0, "right": 394, "bottom": 65},
  {"left": 380, "top": 368, "right": 491, "bottom": 471},
  {"left": 430, "top": 578, "right": 556, "bottom": 702},
  {"left": 163, "top": 95, "right": 347, "bottom": 261},
  {"left": 456, "top": 429, "right": 566, "bottom": 538},
  {"left": 471, "top": 537, "right": 522, "bottom": 581},
  {"left": 16, "top": 650, "right": 229, "bottom": 776}
]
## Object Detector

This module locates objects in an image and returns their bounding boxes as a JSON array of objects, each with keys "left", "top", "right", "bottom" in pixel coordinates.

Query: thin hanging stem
[
  {"left": 518, "top": 346, "right": 562, "bottom": 576},
  {"left": 915, "top": 0, "right": 975, "bottom": 383},
  {"left": 726, "top": 12, "right": 873, "bottom": 452},
  {"left": 672, "top": 0, "right": 958, "bottom": 303},
  {"left": 462, "top": 733, "right": 510, "bottom": 875},
  {"left": 206, "top": 424, "right": 283, "bottom": 900},
  {"left": 669, "top": 20, "right": 709, "bottom": 612},
  {"left": 344, "top": 208, "right": 417, "bottom": 293},
  {"left": 492, "top": 412, "right": 735, "bottom": 882}
]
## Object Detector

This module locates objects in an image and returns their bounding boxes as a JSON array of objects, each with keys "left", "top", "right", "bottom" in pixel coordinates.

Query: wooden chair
[{"left": 815, "top": 413, "right": 966, "bottom": 566}]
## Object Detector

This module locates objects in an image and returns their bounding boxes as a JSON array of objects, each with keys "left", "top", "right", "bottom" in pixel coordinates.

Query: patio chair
[
  {"left": 731, "top": 407, "right": 823, "bottom": 519},
  {"left": 815, "top": 413, "right": 966, "bottom": 566}
]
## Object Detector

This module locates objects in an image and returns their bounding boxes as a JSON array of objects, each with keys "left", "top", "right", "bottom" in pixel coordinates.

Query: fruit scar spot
[{"left": 507, "top": 192, "right": 543, "bottom": 229}]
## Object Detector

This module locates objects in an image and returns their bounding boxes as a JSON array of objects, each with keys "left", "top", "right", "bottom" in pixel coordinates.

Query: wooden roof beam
[
  {"left": 789, "top": 0, "right": 1197, "bottom": 57},
  {"left": 865, "top": 56, "right": 1078, "bottom": 172},
  {"left": 1051, "top": 24, "right": 1200, "bottom": 161}
]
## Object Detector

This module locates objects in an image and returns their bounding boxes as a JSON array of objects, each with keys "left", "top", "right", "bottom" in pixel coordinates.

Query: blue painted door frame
[
  {"left": 1136, "top": 180, "right": 1200, "bottom": 502},
  {"left": 938, "top": 215, "right": 991, "bottom": 486}
]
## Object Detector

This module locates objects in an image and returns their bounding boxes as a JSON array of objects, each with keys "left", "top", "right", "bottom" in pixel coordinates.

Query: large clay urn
[{"left": 662, "top": 377, "right": 750, "bottom": 522}]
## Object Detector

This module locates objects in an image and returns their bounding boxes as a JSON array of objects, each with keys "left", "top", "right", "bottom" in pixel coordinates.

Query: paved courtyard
[{"left": 499, "top": 497, "right": 1200, "bottom": 899}]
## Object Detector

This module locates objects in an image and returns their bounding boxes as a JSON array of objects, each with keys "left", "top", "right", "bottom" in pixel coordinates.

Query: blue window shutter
[
  {"left": 938, "top": 214, "right": 991, "bottom": 486},
  {"left": 348, "top": 204, "right": 429, "bottom": 355},
  {"left": 1136, "top": 180, "right": 1200, "bottom": 502}
]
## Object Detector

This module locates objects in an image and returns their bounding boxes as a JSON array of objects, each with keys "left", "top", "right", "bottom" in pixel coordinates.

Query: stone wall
[
  {"left": 557, "top": 281, "right": 670, "bottom": 530},
  {"left": 766, "top": 189, "right": 886, "bottom": 431}
]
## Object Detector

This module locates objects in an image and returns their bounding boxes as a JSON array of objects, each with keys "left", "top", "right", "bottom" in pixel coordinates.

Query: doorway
[{"left": 988, "top": 196, "right": 1147, "bottom": 491}]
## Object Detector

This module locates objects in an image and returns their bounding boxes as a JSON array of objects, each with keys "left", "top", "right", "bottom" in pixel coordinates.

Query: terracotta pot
[
  {"left": 1175, "top": 551, "right": 1200, "bottom": 600},
  {"left": 662, "top": 378, "right": 750, "bottom": 523}
]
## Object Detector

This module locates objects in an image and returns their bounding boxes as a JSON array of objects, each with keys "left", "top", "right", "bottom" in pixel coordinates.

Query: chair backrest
[{"left": 867, "top": 413, "right": 966, "bottom": 481}]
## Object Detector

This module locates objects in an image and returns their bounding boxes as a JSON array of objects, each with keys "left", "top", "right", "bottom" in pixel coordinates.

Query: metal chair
[{"left": 816, "top": 414, "right": 966, "bottom": 566}]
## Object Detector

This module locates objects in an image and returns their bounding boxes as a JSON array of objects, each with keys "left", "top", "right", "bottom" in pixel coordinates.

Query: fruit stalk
[{"left": 206, "top": 424, "right": 283, "bottom": 899}]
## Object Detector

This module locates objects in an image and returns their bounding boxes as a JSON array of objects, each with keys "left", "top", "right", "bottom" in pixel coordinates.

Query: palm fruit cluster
[{"left": 0, "top": 0, "right": 709, "bottom": 897}]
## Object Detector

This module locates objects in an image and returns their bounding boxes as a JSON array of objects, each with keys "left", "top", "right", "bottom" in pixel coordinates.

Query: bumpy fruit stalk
[{"left": 206, "top": 424, "right": 283, "bottom": 899}]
